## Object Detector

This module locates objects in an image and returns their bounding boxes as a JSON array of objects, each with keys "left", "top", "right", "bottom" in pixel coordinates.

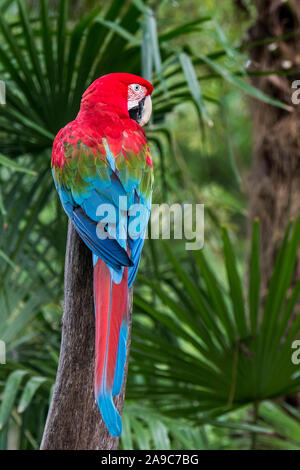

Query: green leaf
[
  {"left": 212, "top": 20, "right": 246, "bottom": 75},
  {"left": 95, "top": 17, "right": 139, "bottom": 45},
  {"left": 259, "top": 402, "right": 300, "bottom": 444},
  {"left": 17, "top": 0, "right": 48, "bottom": 98},
  {"left": 0, "top": 249, "right": 17, "bottom": 270},
  {"left": 0, "top": 370, "right": 27, "bottom": 429},
  {"left": 222, "top": 227, "right": 248, "bottom": 338},
  {"left": 131, "top": 0, "right": 152, "bottom": 15},
  {"left": 179, "top": 52, "right": 213, "bottom": 126},
  {"left": 262, "top": 217, "right": 300, "bottom": 349},
  {"left": 149, "top": 419, "right": 170, "bottom": 450},
  {"left": 121, "top": 411, "right": 134, "bottom": 450},
  {"left": 17, "top": 377, "right": 47, "bottom": 413},
  {"left": 56, "top": 0, "right": 68, "bottom": 95},
  {"left": 162, "top": 242, "right": 227, "bottom": 350},
  {"left": 40, "top": 0, "right": 56, "bottom": 95},
  {"left": 159, "top": 17, "right": 211, "bottom": 42},
  {"left": 0, "top": 154, "right": 36, "bottom": 175},
  {"left": 0, "top": 13, "right": 38, "bottom": 100},
  {"left": 131, "top": 417, "right": 151, "bottom": 449},
  {"left": 198, "top": 53, "right": 289, "bottom": 110},
  {"left": 194, "top": 250, "right": 235, "bottom": 344},
  {"left": 146, "top": 12, "right": 166, "bottom": 92},
  {"left": 249, "top": 219, "right": 260, "bottom": 335},
  {"left": 142, "top": 17, "right": 153, "bottom": 83},
  {"left": 0, "top": 187, "right": 7, "bottom": 218}
]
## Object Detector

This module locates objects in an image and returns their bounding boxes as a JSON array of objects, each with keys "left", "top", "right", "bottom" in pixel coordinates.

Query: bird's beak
[
  {"left": 139, "top": 95, "right": 152, "bottom": 127},
  {"left": 128, "top": 95, "right": 152, "bottom": 127}
]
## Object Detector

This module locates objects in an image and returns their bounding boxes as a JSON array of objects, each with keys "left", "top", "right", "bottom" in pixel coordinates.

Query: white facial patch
[
  {"left": 127, "top": 83, "right": 152, "bottom": 126},
  {"left": 128, "top": 83, "right": 147, "bottom": 110}
]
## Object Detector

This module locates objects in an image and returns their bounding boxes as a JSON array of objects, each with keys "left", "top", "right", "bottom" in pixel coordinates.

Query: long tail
[{"left": 93, "top": 257, "right": 128, "bottom": 437}]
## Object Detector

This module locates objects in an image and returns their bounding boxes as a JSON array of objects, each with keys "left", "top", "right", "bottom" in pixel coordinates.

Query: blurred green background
[{"left": 0, "top": 0, "right": 300, "bottom": 450}]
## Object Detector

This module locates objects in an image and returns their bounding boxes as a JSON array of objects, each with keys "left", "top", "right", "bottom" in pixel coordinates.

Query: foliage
[
  {"left": 0, "top": 0, "right": 299, "bottom": 450},
  {"left": 1, "top": 218, "right": 299, "bottom": 449},
  {"left": 254, "top": 402, "right": 300, "bottom": 450},
  {"left": 130, "top": 220, "right": 300, "bottom": 419}
]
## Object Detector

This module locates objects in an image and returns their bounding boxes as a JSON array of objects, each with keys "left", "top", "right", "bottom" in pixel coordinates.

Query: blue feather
[
  {"left": 72, "top": 208, "right": 132, "bottom": 270},
  {"left": 97, "top": 393, "right": 122, "bottom": 437},
  {"left": 112, "top": 322, "right": 128, "bottom": 396}
]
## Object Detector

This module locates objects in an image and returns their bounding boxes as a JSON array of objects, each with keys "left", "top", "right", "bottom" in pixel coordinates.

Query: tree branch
[{"left": 41, "top": 220, "right": 133, "bottom": 450}]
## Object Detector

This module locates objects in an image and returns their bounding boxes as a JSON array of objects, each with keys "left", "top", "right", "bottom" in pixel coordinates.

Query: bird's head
[{"left": 80, "top": 73, "right": 153, "bottom": 127}]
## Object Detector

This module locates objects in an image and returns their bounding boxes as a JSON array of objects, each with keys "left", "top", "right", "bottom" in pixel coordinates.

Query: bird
[{"left": 51, "top": 73, "right": 154, "bottom": 437}]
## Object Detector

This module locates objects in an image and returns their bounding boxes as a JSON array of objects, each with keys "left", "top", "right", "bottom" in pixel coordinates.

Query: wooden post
[{"left": 41, "top": 221, "right": 132, "bottom": 450}]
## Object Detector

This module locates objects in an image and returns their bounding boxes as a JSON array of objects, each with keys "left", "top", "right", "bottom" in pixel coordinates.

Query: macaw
[{"left": 51, "top": 73, "right": 154, "bottom": 437}]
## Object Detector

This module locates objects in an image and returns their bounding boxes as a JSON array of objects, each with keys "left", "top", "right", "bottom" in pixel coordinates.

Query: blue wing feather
[
  {"left": 52, "top": 139, "right": 151, "bottom": 284},
  {"left": 72, "top": 208, "right": 132, "bottom": 270}
]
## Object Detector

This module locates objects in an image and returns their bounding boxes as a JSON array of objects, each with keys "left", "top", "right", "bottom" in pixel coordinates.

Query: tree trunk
[
  {"left": 247, "top": 0, "right": 300, "bottom": 290},
  {"left": 246, "top": 0, "right": 300, "bottom": 407},
  {"left": 41, "top": 221, "right": 133, "bottom": 450}
]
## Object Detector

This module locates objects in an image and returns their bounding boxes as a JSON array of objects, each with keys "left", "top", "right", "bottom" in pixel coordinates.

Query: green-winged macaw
[{"left": 51, "top": 73, "right": 154, "bottom": 436}]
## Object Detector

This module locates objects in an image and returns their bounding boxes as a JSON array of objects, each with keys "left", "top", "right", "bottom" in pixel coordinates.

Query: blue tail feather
[
  {"left": 97, "top": 392, "right": 122, "bottom": 437},
  {"left": 112, "top": 322, "right": 128, "bottom": 396}
]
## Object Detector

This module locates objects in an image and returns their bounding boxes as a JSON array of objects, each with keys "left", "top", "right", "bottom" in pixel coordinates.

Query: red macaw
[{"left": 51, "top": 73, "right": 154, "bottom": 436}]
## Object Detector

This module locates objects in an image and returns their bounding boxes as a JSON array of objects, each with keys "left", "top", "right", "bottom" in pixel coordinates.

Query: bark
[
  {"left": 247, "top": 0, "right": 300, "bottom": 290},
  {"left": 41, "top": 220, "right": 133, "bottom": 450},
  {"left": 246, "top": 0, "right": 300, "bottom": 406}
]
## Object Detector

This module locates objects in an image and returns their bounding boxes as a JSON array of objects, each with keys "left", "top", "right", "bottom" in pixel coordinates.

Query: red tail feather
[{"left": 93, "top": 257, "right": 129, "bottom": 436}]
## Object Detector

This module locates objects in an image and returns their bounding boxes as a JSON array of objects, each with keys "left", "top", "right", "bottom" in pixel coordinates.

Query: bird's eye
[{"left": 132, "top": 84, "right": 141, "bottom": 93}]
